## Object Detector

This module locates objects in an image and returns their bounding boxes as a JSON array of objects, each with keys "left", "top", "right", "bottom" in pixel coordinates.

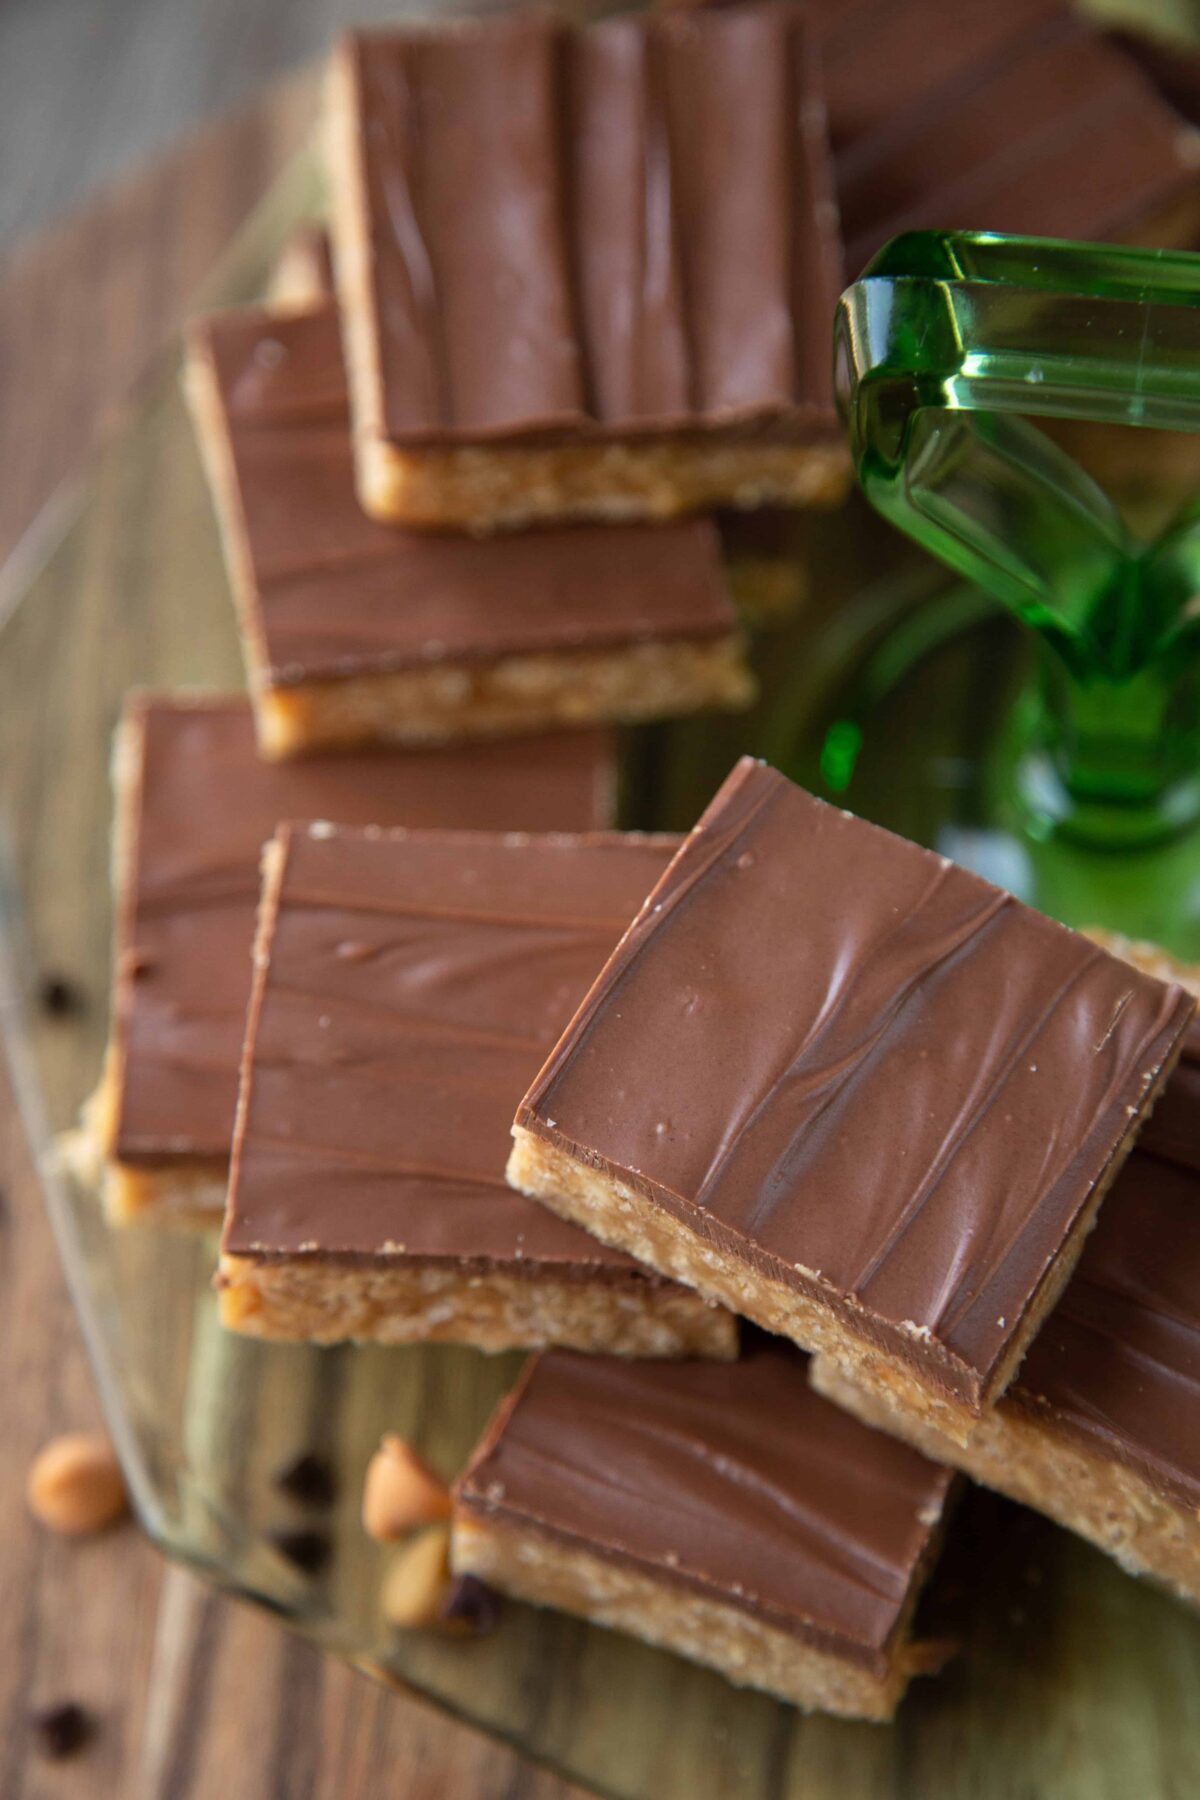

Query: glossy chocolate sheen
[
  {"left": 224, "top": 824, "right": 678, "bottom": 1272},
  {"left": 195, "top": 304, "right": 737, "bottom": 685},
  {"left": 114, "top": 698, "right": 613, "bottom": 1164},
  {"left": 518, "top": 759, "right": 1196, "bottom": 1407},
  {"left": 1139, "top": 1024, "right": 1200, "bottom": 1172},
  {"left": 456, "top": 1334, "right": 953, "bottom": 1672},
  {"left": 812, "top": 0, "right": 1199, "bottom": 273},
  {"left": 1011, "top": 1149, "right": 1200, "bottom": 1513},
  {"left": 342, "top": 4, "right": 841, "bottom": 445}
]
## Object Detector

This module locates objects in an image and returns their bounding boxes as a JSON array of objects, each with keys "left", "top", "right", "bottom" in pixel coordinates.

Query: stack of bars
[{"left": 81, "top": 0, "right": 1200, "bottom": 1727}]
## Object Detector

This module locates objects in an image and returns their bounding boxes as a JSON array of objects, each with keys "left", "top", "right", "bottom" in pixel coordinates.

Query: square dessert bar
[
  {"left": 809, "top": 0, "right": 1200, "bottom": 273},
  {"left": 453, "top": 1335, "right": 954, "bottom": 1719},
  {"left": 86, "top": 695, "right": 615, "bottom": 1226},
  {"left": 186, "top": 303, "right": 753, "bottom": 759},
  {"left": 327, "top": 5, "right": 849, "bottom": 530},
  {"left": 220, "top": 822, "right": 734, "bottom": 1358},
  {"left": 257, "top": 224, "right": 811, "bottom": 631},
  {"left": 814, "top": 1143, "right": 1200, "bottom": 1605},
  {"left": 510, "top": 758, "right": 1196, "bottom": 1440}
]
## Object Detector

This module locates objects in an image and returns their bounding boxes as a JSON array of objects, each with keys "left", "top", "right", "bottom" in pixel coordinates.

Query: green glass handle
[{"left": 834, "top": 232, "right": 1200, "bottom": 680}]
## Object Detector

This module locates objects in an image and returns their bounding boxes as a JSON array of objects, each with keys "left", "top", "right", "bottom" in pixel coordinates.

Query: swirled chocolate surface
[
  {"left": 456, "top": 1333, "right": 952, "bottom": 1672},
  {"left": 810, "top": 0, "right": 1199, "bottom": 272},
  {"left": 224, "top": 823, "right": 678, "bottom": 1273},
  {"left": 339, "top": 4, "right": 841, "bottom": 447},
  {"left": 518, "top": 758, "right": 1195, "bottom": 1408},
  {"left": 192, "top": 303, "right": 738, "bottom": 686},
  {"left": 113, "top": 697, "right": 613, "bottom": 1165},
  {"left": 1011, "top": 1147, "right": 1200, "bottom": 1512}
]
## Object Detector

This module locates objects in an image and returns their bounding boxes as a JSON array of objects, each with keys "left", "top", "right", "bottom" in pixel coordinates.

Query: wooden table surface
[{"left": 0, "top": 73, "right": 588, "bottom": 1800}]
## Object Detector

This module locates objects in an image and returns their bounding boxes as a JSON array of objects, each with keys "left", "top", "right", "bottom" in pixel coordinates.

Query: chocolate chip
[
  {"left": 269, "top": 1528, "right": 331, "bottom": 1575},
  {"left": 30, "top": 1702, "right": 94, "bottom": 1760},
  {"left": 272, "top": 1452, "right": 336, "bottom": 1508},
  {"left": 37, "top": 974, "right": 83, "bottom": 1018},
  {"left": 439, "top": 1574, "right": 501, "bottom": 1636}
]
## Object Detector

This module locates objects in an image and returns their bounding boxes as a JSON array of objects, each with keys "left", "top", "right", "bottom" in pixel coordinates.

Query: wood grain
[
  {"left": 0, "top": 68, "right": 317, "bottom": 622},
  {"left": 0, "top": 0, "right": 504, "bottom": 246},
  {"left": 0, "top": 82, "right": 588, "bottom": 1800}
]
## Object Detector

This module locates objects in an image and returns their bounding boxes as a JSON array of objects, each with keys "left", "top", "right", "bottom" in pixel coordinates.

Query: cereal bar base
[
  {"left": 218, "top": 1253, "right": 737, "bottom": 1359},
  {"left": 354, "top": 432, "right": 852, "bottom": 533},
  {"left": 452, "top": 1512, "right": 918, "bottom": 1721},
  {"left": 507, "top": 1112, "right": 1163, "bottom": 1445},
  {"left": 811, "top": 1358, "right": 1200, "bottom": 1609},
  {"left": 253, "top": 636, "right": 753, "bottom": 758},
  {"left": 79, "top": 1053, "right": 226, "bottom": 1229}
]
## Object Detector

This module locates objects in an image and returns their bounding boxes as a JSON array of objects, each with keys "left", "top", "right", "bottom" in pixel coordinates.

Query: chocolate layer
[
  {"left": 814, "top": 0, "right": 1199, "bottom": 273},
  {"left": 113, "top": 697, "right": 613, "bottom": 1165},
  {"left": 1009, "top": 1149, "right": 1200, "bottom": 1514},
  {"left": 1110, "top": 28, "right": 1200, "bottom": 129},
  {"left": 518, "top": 758, "right": 1195, "bottom": 1408},
  {"left": 338, "top": 4, "right": 841, "bottom": 446},
  {"left": 456, "top": 1334, "right": 953, "bottom": 1674},
  {"left": 1139, "top": 1023, "right": 1200, "bottom": 1172},
  {"left": 191, "top": 303, "right": 738, "bottom": 686},
  {"left": 224, "top": 823, "right": 677, "bottom": 1275},
  {"left": 810, "top": 0, "right": 1060, "bottom": 154}
]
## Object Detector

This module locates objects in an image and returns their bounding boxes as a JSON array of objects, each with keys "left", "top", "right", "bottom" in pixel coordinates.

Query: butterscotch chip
[
  {"left": 27, "top": 1433, "right": 127, "bottom": 1536},
  {"left": 362, "top": 1436, "right": 451, "bottom": 1542},
  {"left": 381, "top": 1524, "right": 452, "bottom": 1628}
]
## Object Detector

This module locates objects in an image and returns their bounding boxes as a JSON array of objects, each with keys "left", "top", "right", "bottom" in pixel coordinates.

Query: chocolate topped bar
[
  {"left": 814, "top": 1128, "right": 1200, "bottom": 1601},
  {"left": 1010, "top": 1148, "right": 1200, "bottom": 1515},
  {"left": 224, "top": 824, "right": 677, "bottom": 1270},
  {"left": 332, "top": 4, "right": 841, "bottom": 448},
  {"left": 813, "top": 0, "right": 1200, "bottom": 272},
  {"left": 219, "top": 821, "right": 735, "bottom": 1353},
  {"left": 111, "top": 697, "right": 613, "bottom": 1171},
  {"left": 511, "top": 758, "right": 1195, "bottom": 1427},
  {"left": 454, "top": 1335, "right": 953, "bottom": 1698},
  {"left": 188, "top": 302, "right": 742, "bottom": 685}
]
